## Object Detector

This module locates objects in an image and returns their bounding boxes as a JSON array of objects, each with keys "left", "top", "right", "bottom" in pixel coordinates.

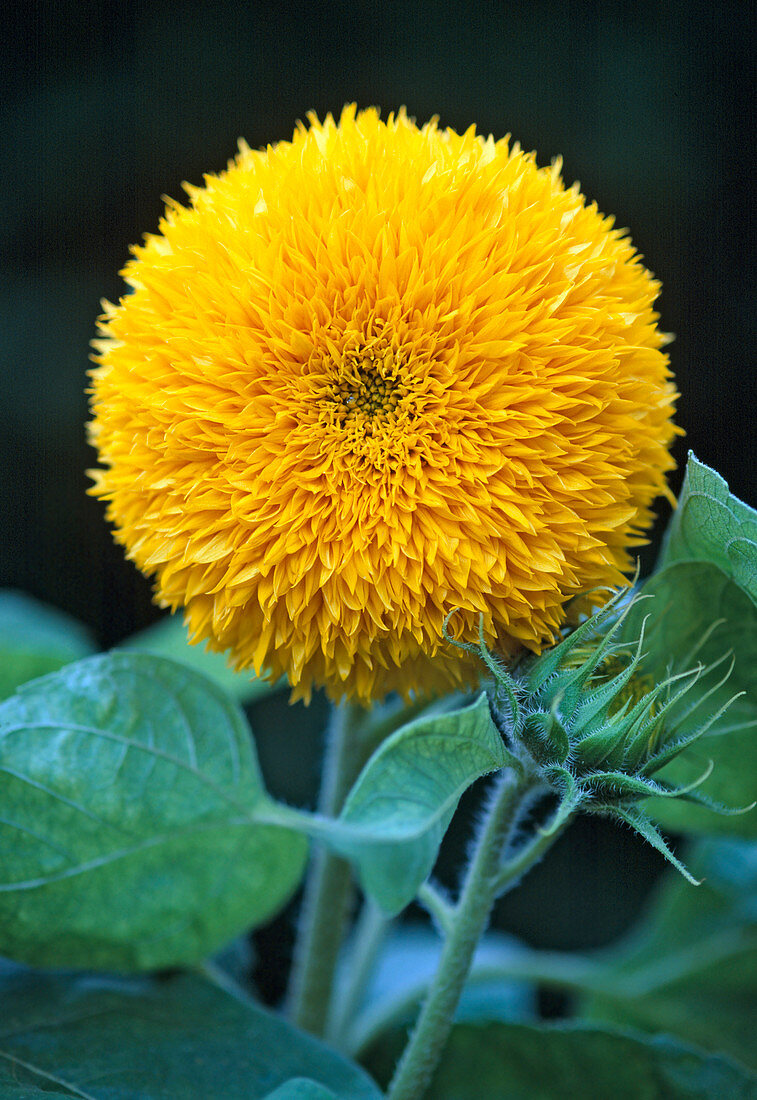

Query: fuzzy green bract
[
  {"left": 621, "top": 563, "right": 757, "bottom": 835},
  {"left": 477, "top": 590, "right": 723, "bottom": 882},
  {"left": 0, "top": 652, "right": 307, "bottom": 970}
]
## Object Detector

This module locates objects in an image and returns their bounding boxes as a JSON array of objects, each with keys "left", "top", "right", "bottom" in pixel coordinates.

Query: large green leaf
[
  {"left": 622, "top": 562, "right": 757, "bottom": 835},
  {"left": 363, "top": 1021, "right": 757, "bottom": 1098},
  {"left": 270, "top": 694, "right": 507, "bottom": 914},
  {"left": 120, "top": 613, "right": 281, "bottom": 704},
  {"left": 0, "top": 591, "right": 95, "bottom": 701},
  {"left": 659, "top": 453, "right": 757, "bottom": 601},
  {"left": 0, "top": 652, "right": 307, "bottom": 970},
  {"left": 0, "top": 967, "right": 381, "bottom": 1099},
  {"left": 580, "top": 837, "right": 757, "bottom": 1071}
]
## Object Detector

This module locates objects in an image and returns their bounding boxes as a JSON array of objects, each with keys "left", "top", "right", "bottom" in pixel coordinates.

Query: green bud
[
  {"left": 456, "top": 590, "right": 749, "bottom": 881},
  {"left": 521, "top": 710, "right": 570, "bottom": 766}
]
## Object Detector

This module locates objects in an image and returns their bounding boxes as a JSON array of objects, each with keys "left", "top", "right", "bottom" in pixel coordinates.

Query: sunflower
[{"left": 88, "top": 105, "right": 679, "bottom": 704}]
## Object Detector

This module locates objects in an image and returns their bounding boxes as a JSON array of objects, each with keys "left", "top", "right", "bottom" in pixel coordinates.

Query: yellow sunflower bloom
[{"left": 88, "top": 105, "right": 679, "bottom": 704}]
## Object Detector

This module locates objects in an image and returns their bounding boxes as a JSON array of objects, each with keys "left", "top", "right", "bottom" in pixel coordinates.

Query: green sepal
[
  {"left": 475, "top": 615, "right": 523, "bottom": 731},
  {"left": 610, "top": 806, "right": 700, "bottom": 885},
  {"left": 443, "top": 612, "right": 522, "bottom": 732},
  {"left": 521, "top": 585, "right": 629, "bottom": 698},
  {"left": 620, "top": 454, "right": 757, "bottom": 835},
  {"left": 555, "top": 602, "right": 644, "bottom": 726},
  {"left": 582, "top": 771, "right": 673, "bottom": 803},
  {"left": 571, "top": 622, "right": 647, "bottom": 732},
  {"left": 665, "top": 785, "right": 757, "bottom": 818},
  {"left": 621, "top": 665, "right": 706, "bottom": 772},
  {"left": 540, "top": 768, "right": 581, "bottom": 836},
  {"left": 641, "top": 679, "right": 742, "bottom": 777},
  {"left": 581, "top": 766, "right": 729, "bottom": 808},
  {"left": 521, "top": 711, "right": 570, "bottom": 765},
  {"left": 571, "top": 708, "right": 634, "bottom": 771}
]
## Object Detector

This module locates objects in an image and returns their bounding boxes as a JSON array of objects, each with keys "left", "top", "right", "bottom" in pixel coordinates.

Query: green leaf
[
  {"left": 621, "top": 562, "right": 757, "bottom": 835},
  {"left": 660, "top": 453, "right": 757, "bottom": 602},
  {"left": 0, "top": 652, "right": 307, "bottom": 970},
  {"left": 0, "top": 967, "right": 381, "bottom": 1099},
  {"left": 0, "top": 1063, "right": 73, "bottom": 1098},
  {"left": 362, "top": 1021, "right": 757, "bottom": 1098},
  {"left": 272, "top": 694, "right": 507, "bottom": 915},
  {"left": 120, "top": 613, "right": 282, "bottom": 704},
  {"left": 263, "top": 1083, "right": 338, "bottom": 1100},
  {"left": 580, "top": 836, "right": 757, "bottom": 1072},
  {"left": 0, "top": 591, "right": 95, "bottom": 701},
  {"left": 342, "top": 926, "right": 534, "bottom": 1057}
]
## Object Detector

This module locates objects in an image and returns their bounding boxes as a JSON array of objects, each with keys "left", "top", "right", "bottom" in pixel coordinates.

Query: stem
[
  {"left": 416, "top": 881, "right": 455, "bottom": 936},
  {"left": 327, "top": 897, "right": 389, "bottom": 1046},
  {"left": 493, "top": 812, "right": 573, "bottom": 894},
  {"left": 346, "top": 948, "right": 602, "bottom": 1058},
  {"left": 386, "top": 769, "right": 545, "bottom": 1100},
  {"left": 198, "top": 961, "right": 258, "bottom": 1009},
  {"left": 287, "top": 703, "right": 372, "bottom": 1035}
]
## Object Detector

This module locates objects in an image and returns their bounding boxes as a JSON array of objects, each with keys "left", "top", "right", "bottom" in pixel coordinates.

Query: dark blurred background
[{"left": 2, "top": 0, "right": 755, "bottom": 995}]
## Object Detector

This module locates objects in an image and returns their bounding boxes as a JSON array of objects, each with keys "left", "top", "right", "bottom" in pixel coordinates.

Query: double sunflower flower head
[{"left": 88, "top": 105, "right": 679, "bottom": 705}]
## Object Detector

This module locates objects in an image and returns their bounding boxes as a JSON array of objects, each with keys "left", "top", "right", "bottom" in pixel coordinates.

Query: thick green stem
[
  {"left": 286, "top": 699, "right": 389, "bottom": 1034},
  {"left": 492, "top": 818, "right": 570, "bottom": 894},
  {"left": 416, "top": 881, "right": 455, "bottom": 935},
  {"left": 287, "top": 696, "right": 434, "bottom": 1034},
  {"left": 346, "top": 946, "right": 599, "bottom": 1059},
  {"left": 287, "top": 703, "right": 368, "bottom": 1034},
  {"left": 327, "top": 897, "right": 389, "bottom": 1046},
  {"left": 288, "top": 845, "right": 354, "bottom": 1035},
  {"left": 386, "top": 769, "right": 543, "bottom": 1100}
]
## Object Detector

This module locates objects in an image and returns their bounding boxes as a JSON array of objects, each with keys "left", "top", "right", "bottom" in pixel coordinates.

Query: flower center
[
  {"left": 310, "top": 335, "right": 432, "bottom": 476},
  {"left": 336, "top": 349, "right": 403, "bottom": 423}
]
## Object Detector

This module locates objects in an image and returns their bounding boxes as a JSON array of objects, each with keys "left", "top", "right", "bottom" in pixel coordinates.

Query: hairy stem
[
  {"left": 287, "top": 703, "right": 368, "bottom": 1034},
  {"left": 327, "top": 897, "right": 389, "bottom": 1046},
  {"left": 416, "top": 880, "right": 455, "bottom": 936},
  {"left": 386, "top": 769, "right": 553, "bottom": 1100}
]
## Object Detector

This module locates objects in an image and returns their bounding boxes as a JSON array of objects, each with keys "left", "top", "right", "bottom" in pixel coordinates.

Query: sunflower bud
[{"left": 462, "top": 588, "right": 750, "bottom": 882}]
